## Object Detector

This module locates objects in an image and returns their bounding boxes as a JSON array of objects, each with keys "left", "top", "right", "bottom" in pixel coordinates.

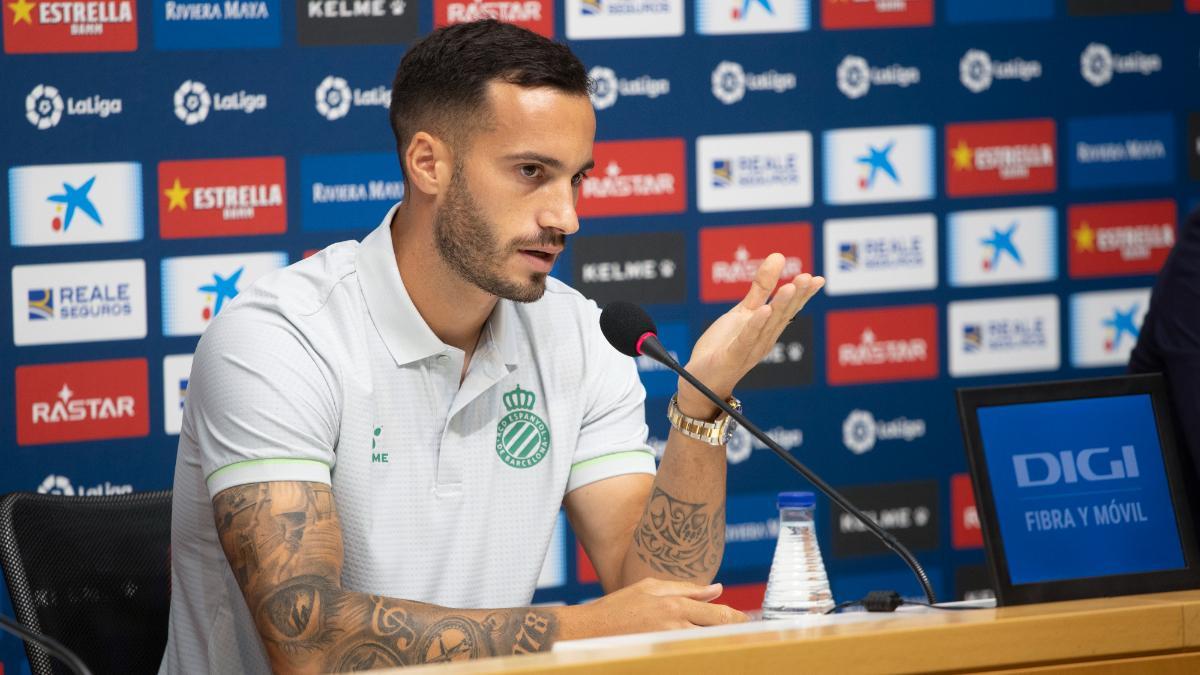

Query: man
[{"left": 160, "top": 20, "right": 823, "bottom": 673}]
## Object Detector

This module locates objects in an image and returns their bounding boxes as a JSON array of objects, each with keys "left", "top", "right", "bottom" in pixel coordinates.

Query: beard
[{"left": 433, "top": 168, "right": 562, "bottom": 303}]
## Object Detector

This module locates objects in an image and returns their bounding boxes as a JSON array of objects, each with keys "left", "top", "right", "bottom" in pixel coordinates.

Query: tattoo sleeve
[
  {"left": 213, "top": 482, "right": 559, "bottom": 672},
  {"left": 631, "top": 487, "right": 725, "bottom": 580}
]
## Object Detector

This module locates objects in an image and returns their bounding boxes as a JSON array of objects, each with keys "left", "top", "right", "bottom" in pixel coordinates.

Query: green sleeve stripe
[
  {"left": 570, "top": 450, "right": 656, "bottom": 473},
  {"left": 206, "top": 458, "right": 331, "bottom": 484}
]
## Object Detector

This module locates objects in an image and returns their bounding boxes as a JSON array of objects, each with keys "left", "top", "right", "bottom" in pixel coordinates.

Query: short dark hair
[{"left": 389, "top": 20, "right": 590, "bottom": 158}]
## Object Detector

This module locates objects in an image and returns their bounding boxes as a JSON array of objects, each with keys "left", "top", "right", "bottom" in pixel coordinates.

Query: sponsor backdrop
[{"left": 2, "top": 0, "right": 1199, "bottom": 668}]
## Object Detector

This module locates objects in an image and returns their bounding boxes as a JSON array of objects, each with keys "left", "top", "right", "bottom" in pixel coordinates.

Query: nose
[{"left": 537, "top": 181, "right": 581, "bottom": 236}]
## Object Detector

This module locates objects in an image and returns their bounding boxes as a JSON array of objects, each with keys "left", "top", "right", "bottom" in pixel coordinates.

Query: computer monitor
[{"left": 956, "top": 373, "right": 1200, "bottom": 606}]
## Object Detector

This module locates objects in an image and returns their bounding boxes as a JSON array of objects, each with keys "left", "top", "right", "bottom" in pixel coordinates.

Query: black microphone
[
  {"left": 600, "top": 300, "right": 937, "bottom": 605},
  {"left": 0, "top": 613, "right": 93, "bottom": 675}
]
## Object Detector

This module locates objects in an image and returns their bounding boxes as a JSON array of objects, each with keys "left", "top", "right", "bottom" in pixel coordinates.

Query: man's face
[{"left": 433, "top": 82, "right": 595, "bottom": 303}]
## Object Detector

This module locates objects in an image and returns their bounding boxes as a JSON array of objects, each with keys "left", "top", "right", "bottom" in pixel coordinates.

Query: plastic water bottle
[{"left": 761, "top": 491, "right": 835, "bottom": 618}]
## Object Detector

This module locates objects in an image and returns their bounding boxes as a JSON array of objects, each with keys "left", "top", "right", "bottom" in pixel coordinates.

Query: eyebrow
[{"left": 504, "top": 152, "right": 594, "bottom": 174}]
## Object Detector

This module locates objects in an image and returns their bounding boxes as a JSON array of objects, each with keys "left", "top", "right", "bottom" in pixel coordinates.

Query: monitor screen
[{"left": 976, "top": 393, "right": 1186, "bottom": 586}]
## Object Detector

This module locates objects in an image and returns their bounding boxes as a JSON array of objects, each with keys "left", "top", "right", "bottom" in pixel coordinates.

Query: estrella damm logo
[{"left": 495, "top": 385, "right": 550, "bottom": 469}]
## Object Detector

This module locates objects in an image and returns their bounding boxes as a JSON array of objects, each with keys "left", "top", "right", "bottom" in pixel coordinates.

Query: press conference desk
[{"left": 392, "top": 590, "right": 1200, "bottom": 674}]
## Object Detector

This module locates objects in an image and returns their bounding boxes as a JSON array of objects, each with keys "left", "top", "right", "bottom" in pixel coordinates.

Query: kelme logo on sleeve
[{"left": 496, "top": 385, "right": 549, "bottom": 469}]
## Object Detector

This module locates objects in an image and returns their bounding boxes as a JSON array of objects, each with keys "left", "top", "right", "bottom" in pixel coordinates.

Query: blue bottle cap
[{"left": 777, "top": 491, "right": 816, "bottom": 509}]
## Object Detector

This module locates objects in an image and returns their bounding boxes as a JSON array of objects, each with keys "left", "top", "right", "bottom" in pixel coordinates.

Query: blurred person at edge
[
  {"left": 1130, "top": 206, "right": 1200, "bottom": 490},
  {"left": 160, "top": 19, "right": 824, "bottom": 674}
]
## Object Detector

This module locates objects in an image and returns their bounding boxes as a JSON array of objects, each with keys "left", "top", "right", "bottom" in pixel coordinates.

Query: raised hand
[{"left": 679, "top": 253, "right": 824, "bottom": 417}]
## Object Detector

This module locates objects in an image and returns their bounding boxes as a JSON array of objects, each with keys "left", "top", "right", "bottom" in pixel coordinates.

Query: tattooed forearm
[
  {"left": 213, "top": 482, "right": 560, "bottom": 672},
  {"left": 631, "top": 487, "right": 725, "bottom": 579}
]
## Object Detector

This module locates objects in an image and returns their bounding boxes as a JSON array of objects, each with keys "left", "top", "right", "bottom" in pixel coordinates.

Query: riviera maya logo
[{"left": 495, "top": 385, "right": 550, "bottom": 469}]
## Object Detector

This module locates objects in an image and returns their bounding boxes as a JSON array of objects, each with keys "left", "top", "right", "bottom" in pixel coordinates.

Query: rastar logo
[
  {"left": 577, "top": 139, "right": 685, "bottom": 217},
  {"left": 9, "top": 161, "right": 143, "bottom": 247},
  {"left": 950, "top": 474, "right": 982, "bottom": 549},
  {"left": 24, "top": 83, "right": 122, "bottom": 130},
  {"left": 835, "top": 54, "right": 921, "bottom": 100},
  {"left": 16, "top": 358, "right": 149, "bottom": 446},
  {"left": 314, "top": 75, "right": 389, "bottom": 121},
  {"left": 587, "top": 65, "right": 670, "bottom": 110},
  {"left": 3, "top": 0, "right": 137, "bottom": 53},
  {"left": 958, "top": 49, "right": 1042, "bottom": 93},
  {"left": 1013, "top": 446, "right": 1140, "bottom": 488},
  {"left": 38, "top": 474, "right": 132, "bottom": 495},
  {"left": 826, "top": 305, "right": 938, "bottom": 385},
  {"left": 1068, "top": 199, "right": 1175, "bottom": 278},
  {"left": 1079, "top": 42, "right": 1162, "bottom": 87},
  {"left": 710, "top": 60, "right": 797, "bottom": 105},
  {"left": 699, "top": 223, "right": 811, "bottom": 303},
  {"left": 946, "top": 119, "right": 1056, "bottom": 197},
  {"left": 435, "top": 0, "right": 551, "bottom": 36},
  {"left": 172, "top": 79, "right": 266, "bottom": 125},
  {"left": 158, "top": 157, "right": 287, "bottom": 238},
  {"left": 841, "top": 409, "right": 927, "bottom": 455},
  {"left": 1069, "top": 288, "right": 1150, "bottom": 368},
  {"left": 821, "top": 0, "right": 932, "bottom": 30}
]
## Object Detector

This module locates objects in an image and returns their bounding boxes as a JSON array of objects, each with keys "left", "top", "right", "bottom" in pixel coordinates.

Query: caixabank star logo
[
  {"left": 3, "top": 0, "right": 137, "bottom": 53},
  {"left": 297, "top": 0, "right": 417, "bottom": 45}
]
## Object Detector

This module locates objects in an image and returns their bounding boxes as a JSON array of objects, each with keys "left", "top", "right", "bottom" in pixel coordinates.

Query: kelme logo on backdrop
[
  {"left": 16, "top": 358, "right": 149, "bottom": 446},
  {"left": 11, "top": 259, "right": 147, "bottom": 346},
  {"left": 959, "top": 49, "right": 1042, "bottom": 94},
  {"left": 314, "top": 75, "right": 389, "bottom": 121},
  {"left": 695, "top": 0, "right": 810, "bottom": 35},
  {"left": 159, "top": 157, "right": 287, "bottom": 238},
  {"left": 495, "top": 385, "right": 550, "bottom": 469},
  {"left": 577, "top": 139, "right": 685, "bottom": 217},
  {"left": 1068, "top": 199, "right": 1175, "bottom": 278},
  {"left": 173, "top": 79, "right": 267, "bottom": 125},
  {"left": 161, "top": 251, "right": 287, "bottom": 336},
  {"left": 1069, "top": 288, "right": 1151, "bottom": 369},
  {"left": 835, "top": 54, "right": 920, "bottom": 100},
  {"left": 821, "top": 0, "right": 931, "bottom": 29},
  {"left": 301, "top": 152, "right": 403, "bottom": 231},
  {"left": 24, "top": 84, "right": 123, "bottom": 130},
  {"left": 297, "top": 0, "right": 418, "bottom": 45},
  {"left": 153, "top": 0, "right": 281, "bottom": 49},
  {"left": 587, "top": 66, "right": 671, "bottom": 111},
  {"left": 9, "top": 161, "right": 143, "bottom": 247},
  {"left": 1079, "top": 42, "right": 1161, "bottom": 87},
  {"left": 3, "top": 0, "right": 137, "bottom": 53},
  {"left": 434, "top": 0, "right": 551, "bottom": 36},
  {"left": 564, "top": 0, "right": 683, "bottom": 39},
  {"left": 572, "top": 231, "right": 686, "bottom": 305},
  {"left": 711, "top": 60, "right": 797, "bottom": 105}
]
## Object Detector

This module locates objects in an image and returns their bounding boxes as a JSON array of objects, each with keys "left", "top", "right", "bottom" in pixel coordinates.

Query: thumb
[{"left": 639, "top": 578, "right": 723, "bottom": 602}]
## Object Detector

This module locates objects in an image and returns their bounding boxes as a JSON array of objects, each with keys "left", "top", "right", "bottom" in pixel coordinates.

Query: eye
[
  {"left": 571, "top": 172, "right": 589, "bottom": 187},
  {"left": 519, "top": 165, "right": 544, "bottom": 180}
]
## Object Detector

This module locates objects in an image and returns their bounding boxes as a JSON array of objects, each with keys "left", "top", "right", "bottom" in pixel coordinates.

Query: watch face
[{"left": 721, "top": 417, "right": 740, "bottom": 445}]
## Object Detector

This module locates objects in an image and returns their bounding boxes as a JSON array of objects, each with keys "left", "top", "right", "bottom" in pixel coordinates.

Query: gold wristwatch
[{"left": 667, "top": 394, "right": 742, "bottom": 446}]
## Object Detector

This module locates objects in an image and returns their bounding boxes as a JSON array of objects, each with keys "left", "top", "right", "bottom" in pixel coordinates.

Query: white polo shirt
[{"left": 160, "top": 204, "right": 656, "bottom": 674}]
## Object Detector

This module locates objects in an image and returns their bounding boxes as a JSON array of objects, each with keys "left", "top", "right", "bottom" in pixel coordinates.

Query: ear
[{"left": 404, "top": 131, "right": 453, "bottom": 197}]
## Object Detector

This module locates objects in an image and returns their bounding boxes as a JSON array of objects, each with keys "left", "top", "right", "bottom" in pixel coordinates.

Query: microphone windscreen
[{"left": 599, "top": 301, "right": 658, "bottom": 357}]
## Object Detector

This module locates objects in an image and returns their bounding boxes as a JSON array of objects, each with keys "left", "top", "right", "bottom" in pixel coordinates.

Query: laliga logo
[
  {"left": 836, "top": 55, "right": 870, "bottom": 99},
  {"left": 38, "top": 474, "right": 74, "bottom": 495},
  {"left": 1081, "top": 43, "right": 1114, "bottom": 87},
  {"left": 1013, "top": 445, "right": 1140, "bottom": 487},
  {"left": 174, "top": 80, "right": 211, "bottom": 125},
  {"left": 589, "top": 66, "right": 619, "bottom": 110},
  {"left": 960, "top": 49, "right": 993, "bottom": 94},
  {"left": 711, "top": 61, "right": 746, "bottom": 105},
  {"left": 26, "top": 84, "right": 64, "bottom": 130},
  {"left": 843, "top": 409, "right": 876, "bottom": 454},
  {"left": 316, "top": 76, "right": 352, "bottom": 121}
]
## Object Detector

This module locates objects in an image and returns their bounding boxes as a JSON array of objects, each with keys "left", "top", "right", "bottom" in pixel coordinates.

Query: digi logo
[{"left": 1013, "top": 446, "right": 1139, "bottom": 488}]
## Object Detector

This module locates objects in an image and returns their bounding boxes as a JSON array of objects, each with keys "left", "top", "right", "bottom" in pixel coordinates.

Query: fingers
[
  {"left": 737, "top": 252, "right": 785, "bottom": 311},
  {"left": 681, "top": 599, "right": 750, "bottom": 627},
  {"left": 635, "top": 578, "right": 724, "bottom": 602}
]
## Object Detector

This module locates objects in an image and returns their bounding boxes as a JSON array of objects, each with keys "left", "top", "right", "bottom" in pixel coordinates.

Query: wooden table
[{"left": 392, "top": 590, "right": 1200, "bottom": 674}]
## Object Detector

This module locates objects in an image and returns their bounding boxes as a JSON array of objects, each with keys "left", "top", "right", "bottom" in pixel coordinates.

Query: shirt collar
[{"left": 357, "top": 203, "right": 521, "bottom": 370}]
